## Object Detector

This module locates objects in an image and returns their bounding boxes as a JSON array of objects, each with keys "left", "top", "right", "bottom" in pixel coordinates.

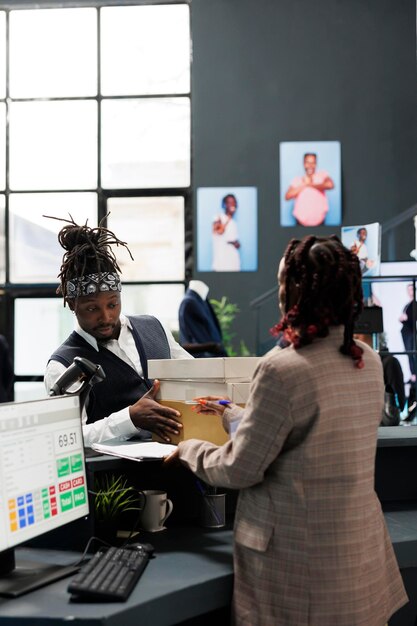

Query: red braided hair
[{"left": 272, "top": 235, "right": 364, "bottom": 368}]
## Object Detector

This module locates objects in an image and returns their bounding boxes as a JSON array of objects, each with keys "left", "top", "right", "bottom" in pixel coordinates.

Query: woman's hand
[
  {"left": 163, "top": 448, "right": 180, "bottom": 467},
  {"left": 192, "top": 396, "right": 232, "bottom": 417}
]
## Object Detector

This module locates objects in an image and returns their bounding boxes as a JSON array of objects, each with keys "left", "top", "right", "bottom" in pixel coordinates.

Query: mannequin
[
  {"left": 179, "top": 281, "right": 227, "bottom": 358},
  {"left": 188, "top": 280, "right": 209, "bottom": 301}
]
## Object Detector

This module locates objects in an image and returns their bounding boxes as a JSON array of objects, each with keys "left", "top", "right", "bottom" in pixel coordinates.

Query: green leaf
[
  {"left": 94, "top": 473, "right": 142, "bottom": 522},
  {"left": 209, "top": 295, "right": 252, "bottom": 357}
]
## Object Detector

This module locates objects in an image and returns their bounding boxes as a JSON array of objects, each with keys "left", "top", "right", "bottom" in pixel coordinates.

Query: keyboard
[{"left": 68, "top": 544, "right": 153, "bottom": 602}]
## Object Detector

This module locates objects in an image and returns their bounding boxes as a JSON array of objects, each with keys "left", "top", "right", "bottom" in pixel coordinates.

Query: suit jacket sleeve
[{"left": 178, "top": 357, "right": 295, "bottom": 489}]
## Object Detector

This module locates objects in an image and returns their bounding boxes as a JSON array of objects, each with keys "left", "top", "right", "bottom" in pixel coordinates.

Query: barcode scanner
[{"left": 49, "top": 357, "right": 106, "bottom": 413}]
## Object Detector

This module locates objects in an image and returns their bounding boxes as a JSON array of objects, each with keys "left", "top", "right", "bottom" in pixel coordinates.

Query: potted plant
[
  {"left": 93, "top": 473, "right": 143, "bottom": 544},
  {"left": 210, "top": 296, "right": 251, "bottom": 357}
]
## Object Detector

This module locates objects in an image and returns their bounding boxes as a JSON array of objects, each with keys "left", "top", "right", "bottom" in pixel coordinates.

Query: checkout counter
[
  {"left": 1, "top": 428, "right": 417, "bottom": 626},
  {"left": 0, "top": 452, "right": 234, "bottom": 626},
  {"left": 0, "top": 527, "right": 233, "bottom": 626},
  {"left": 376, "top": 426, "right": 417, "bottom": 626}
]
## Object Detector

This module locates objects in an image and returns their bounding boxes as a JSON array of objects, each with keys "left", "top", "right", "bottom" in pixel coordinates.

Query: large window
[{"left": 0, "top": 2, "right": 191, "bottom": 398}]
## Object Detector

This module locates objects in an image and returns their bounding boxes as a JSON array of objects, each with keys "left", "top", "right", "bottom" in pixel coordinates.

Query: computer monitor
[{"left": 0, "top": 394, "right": 89, "bottom": 597}]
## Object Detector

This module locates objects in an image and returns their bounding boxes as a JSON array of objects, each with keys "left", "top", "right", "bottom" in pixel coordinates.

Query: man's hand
[{"left": 129, "top": 380, "right": 183, "bottom": 442}]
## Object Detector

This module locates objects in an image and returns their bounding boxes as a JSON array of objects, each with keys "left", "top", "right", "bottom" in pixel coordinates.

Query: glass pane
[
  {"left": 14, "top": 297, "right": 74, "bottom": 376},
  {"left": 9, "top": 192, "right": 97, "bottom": 284},
  {"left": 107, "top": 197, "right": 185, "bottom": 281},
  {"left": 101, "top": 98, "right": 190, "bottom": 189},
  {"left": 0, "top": 12, "right": 5, "bottom": 99},
  {"left": 9, "top": 101, "right": 97, "bottom": 191},
  {"left": 101, "top": 5, "right": 190, "bottom": 96},
  {"left": 0, "top": 103, "right": 5, "bottom": 190},
  {"left": 122, "top": 284, "right": 184, "bottom": 336},
  {"left": 10, "top": 8, "right": 97, "bottom": 98},
  {"left": 14, "top": 287, "right": 184, "bottom": 377},
  {"left": 0, "top": 194, "right": 5, "bottom": 283},
  {"left": 14, "top": 382, "right": 48, "bottom": 403}
]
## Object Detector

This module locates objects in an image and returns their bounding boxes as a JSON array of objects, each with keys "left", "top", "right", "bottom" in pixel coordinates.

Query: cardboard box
[
  {"left": 153, "top": 401, "right": 234, "bottom": 446},
  {"left": 148, "top": 357, "right": 260, "bottom": 381},
  {"left": 227, "top": 382, "right": 251, "bottom": 404},
  {"left": 156, "top": 380, "right": 251, "bottom": 403},
  {"left": 150, "top": 359, "right": 256, "bottom": 444}
]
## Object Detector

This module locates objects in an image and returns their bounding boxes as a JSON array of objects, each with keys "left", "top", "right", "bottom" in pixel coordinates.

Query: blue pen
[{"left": 185, "top": 399, "right": 232, "bottom": 406}]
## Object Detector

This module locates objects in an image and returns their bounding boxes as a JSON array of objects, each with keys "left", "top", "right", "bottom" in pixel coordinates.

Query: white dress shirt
[{"left": 44, "top": 313, "right": 192, "bottom": 447}]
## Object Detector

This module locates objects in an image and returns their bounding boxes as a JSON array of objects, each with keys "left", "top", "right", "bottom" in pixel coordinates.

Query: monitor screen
[
  {"left": 369, "top": 262, "right": 417, "bottom": 384},
  {"left": 363, "top": 261, "right": 417, "bottom": 424},
  {"left": 0, "top": 394, "right": 89, "bottom": 596}
]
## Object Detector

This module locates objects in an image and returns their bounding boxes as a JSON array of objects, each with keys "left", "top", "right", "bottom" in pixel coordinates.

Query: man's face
[
  {"left": 303, "top": 155, "right": 317, "bottom": 176},
  {"left": 224, "top": 195, "right": 237, "bottom": 215},
  {"left": 358, "top": 229, "right": 367, "bottom": 242},
  {"left": 68, "top": 291, "right": 122, "bottom": 341}
]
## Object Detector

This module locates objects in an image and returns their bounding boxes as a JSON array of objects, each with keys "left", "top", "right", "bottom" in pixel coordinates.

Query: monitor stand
[{"left": 0, "top": 548, "right": 80, "bottom": 598}]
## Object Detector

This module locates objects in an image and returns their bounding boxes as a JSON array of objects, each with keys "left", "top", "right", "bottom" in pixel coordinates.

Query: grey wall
[{"left": 191, "top": 0, "right": 417, "bottom": 354}]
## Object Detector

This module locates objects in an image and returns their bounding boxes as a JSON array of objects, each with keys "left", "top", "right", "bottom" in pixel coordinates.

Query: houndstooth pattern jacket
[{"left": 178, "top": 327, "right": 408, "bottom": 626}]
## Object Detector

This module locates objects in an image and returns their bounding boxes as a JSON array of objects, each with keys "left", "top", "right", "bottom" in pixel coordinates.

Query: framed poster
[
  {"left": 280, "top": 141, "right": 341, "bottom": 227},
  {"left": 197, "top": 186, "right": 258, "bottom": 272},
  {"left": 341, "top": 222, "right": 381, "bottom": 278}
]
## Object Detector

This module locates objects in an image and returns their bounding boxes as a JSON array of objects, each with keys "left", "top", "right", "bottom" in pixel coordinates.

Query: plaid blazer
[{"left": 179, "top": 327, "right": 408, "bottom": 625}]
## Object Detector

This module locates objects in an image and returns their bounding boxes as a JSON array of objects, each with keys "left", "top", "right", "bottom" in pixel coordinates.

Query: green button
[
  {"left": 60, "top": 492, "right": 73, "bottom": 512},
  {"left": 71, "top": 454, "right": 83, "bottom": 473},
  {"left": 73, "top": 487, "right": 86, "bottom": 507},
  {"left": 57, "top": 457, "right": 70, "bottom": 477},
  {"left": 41, "top": 488, "right": 48, "bottom": 499},
  {"left": 42, "top": 500, "right": 50, "bottom": 519}
]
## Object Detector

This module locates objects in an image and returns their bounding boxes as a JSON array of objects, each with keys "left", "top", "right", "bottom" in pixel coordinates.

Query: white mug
[{"left": 139, "top": 490, "right": 173, "bottom": 532}]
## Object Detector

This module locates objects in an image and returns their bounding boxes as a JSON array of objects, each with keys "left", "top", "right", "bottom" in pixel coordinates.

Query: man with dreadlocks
[
  {"left": 44, "top": 216, "right": 193, "bottom": 447},
  {"left": 166, "top": 235, "right": 407, "bottom": 625}
]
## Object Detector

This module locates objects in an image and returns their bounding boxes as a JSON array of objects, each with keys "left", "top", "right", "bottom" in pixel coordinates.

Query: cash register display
[{"left": 0, "top": 395, "right": 89, "bottom": 596}]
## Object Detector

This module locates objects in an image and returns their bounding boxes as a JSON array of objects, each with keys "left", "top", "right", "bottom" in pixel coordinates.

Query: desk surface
[
  {"left": 377, "top": 426, "right": 417, "bottom": 447},
  {"left": 384, "top": 509, "right": 417, "bottom": 568},
  {"left": 0, "top": 527, "right": 234, "bottom": 626},
  {"left": 2, "top": 513, "right": 417, "bottom": 625}
]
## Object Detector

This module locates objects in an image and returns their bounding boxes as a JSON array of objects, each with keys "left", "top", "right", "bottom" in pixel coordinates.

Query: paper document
[{"left": 91, "top": 440, "right": 177, "bottom": 461}]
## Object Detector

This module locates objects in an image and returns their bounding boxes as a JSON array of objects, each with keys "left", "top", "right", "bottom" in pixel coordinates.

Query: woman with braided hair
[
  {"left": 166, "top": 235, "right": 407, "bottom": 625},
  {"left": 44, "top": 215, "right": 192, "bottom": 447},
  {"left": 275, "top": 234, "right": 365, "bottom": 363}
]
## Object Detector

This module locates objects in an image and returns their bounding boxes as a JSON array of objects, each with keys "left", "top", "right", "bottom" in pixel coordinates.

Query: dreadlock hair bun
[
  {"left": 59, "top": 221, "right": 105, "bottom": 252},
  {"left": 272, "top": 235, "right": 365, "bottom": 367},
  {"left": 44, "top": 214, "right": 133, "bottom": 301}
]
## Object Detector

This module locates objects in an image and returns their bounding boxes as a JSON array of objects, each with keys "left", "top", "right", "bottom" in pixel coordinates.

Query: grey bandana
[{"left": 65, "top": 272, "right": 121, "bottom": 299}]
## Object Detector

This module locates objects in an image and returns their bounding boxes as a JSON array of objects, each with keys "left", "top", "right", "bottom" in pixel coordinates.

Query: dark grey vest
[{"left": 49, "top": 315, "right": 171, "bottom": 423}]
